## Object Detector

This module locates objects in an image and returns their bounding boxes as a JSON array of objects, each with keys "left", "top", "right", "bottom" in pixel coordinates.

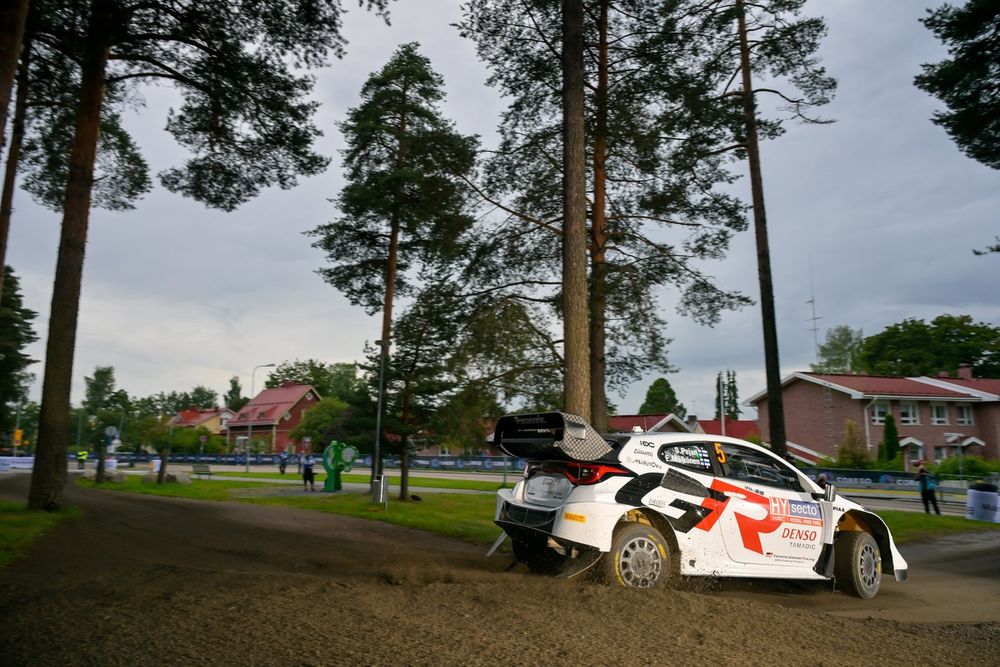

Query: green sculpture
[{"left": 322, "top": 440, "right": 358, "bottom": 492}]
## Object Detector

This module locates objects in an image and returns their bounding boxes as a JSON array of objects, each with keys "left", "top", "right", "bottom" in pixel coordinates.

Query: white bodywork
[{"left": 496, "top": 432, "right": 909, "bottom": 582}]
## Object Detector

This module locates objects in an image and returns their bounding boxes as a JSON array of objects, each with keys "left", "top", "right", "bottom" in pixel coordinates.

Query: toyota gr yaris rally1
[{"left": 493, "top": 412, "right": 907, "bottom": 598}]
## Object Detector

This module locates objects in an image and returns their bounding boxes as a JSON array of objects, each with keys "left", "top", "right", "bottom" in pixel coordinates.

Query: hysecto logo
[{"left": 768, "top": 497, "right": 823, "bottom": 527}]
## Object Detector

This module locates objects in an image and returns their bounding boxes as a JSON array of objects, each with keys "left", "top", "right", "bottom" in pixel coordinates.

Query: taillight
[{"left": 563, "top": 462, "right": 631, "bottom": 485}]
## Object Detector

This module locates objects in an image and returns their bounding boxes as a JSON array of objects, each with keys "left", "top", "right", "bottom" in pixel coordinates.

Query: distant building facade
[
  {"left": 170, "top": 406, "right": 236, "bottom": 436},
  {"left": 226, "top": 382, "right": 321, "bottom": 454},
  {"left": 747, "top": 367, "right": 998, "bottom": 465}
]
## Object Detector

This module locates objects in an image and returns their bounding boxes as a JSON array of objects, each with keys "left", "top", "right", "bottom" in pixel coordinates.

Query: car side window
[
  {"left": 719, "top": 443, "right": 802, "bottom": 491},
  {"left": 657, "top": 443, "right": 714, "bottom": 474}
]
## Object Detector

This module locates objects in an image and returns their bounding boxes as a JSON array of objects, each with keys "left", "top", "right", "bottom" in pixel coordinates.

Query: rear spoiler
[{"left": 493, "top": 412, "right": 613, "bottom": 462}]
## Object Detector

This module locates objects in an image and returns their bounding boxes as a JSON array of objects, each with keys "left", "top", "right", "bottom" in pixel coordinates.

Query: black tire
[
  {"left": 834, "top": 531, "right": 882, "bottom": 599},
  {"left": 511, "top": 534, "right": 568, "bottom": 575},
  {"left": 602, "top": 522, "right": 672, "bottom": 589}
]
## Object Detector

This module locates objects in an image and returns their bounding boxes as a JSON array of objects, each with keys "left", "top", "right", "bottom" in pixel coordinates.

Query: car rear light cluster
[{"left": 526, "top": 461, "right": 632, "bottom": 486}]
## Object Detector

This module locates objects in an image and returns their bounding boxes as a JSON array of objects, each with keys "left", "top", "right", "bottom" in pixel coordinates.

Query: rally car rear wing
[{"left": 493, "top": 412, "right": 615, "bottom": 462}]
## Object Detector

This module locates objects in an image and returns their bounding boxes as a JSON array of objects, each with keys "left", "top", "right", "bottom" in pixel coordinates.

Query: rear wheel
[
  {"left": 834, "top": 531, "right": 882, "bottom": 599},
  {"left": 602, "top": 522, "right": 672, "bottom": 589},
  {"left": 511, "top": 533, "right": 568, "bottom": 575}
]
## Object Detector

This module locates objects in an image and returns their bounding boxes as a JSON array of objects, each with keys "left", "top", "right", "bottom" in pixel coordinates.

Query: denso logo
[{"left": 780, "top": 528, "right": 817, "bottom": 541}]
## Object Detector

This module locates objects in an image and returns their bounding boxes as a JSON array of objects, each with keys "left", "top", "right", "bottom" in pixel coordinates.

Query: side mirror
[{"left": 812, "top": 483, "right": 837, "bottom": 502}]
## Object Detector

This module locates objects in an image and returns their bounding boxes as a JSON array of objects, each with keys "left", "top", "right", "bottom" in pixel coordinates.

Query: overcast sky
[{"left": 7, "top": 1, "right": 999, "bottom": 423}]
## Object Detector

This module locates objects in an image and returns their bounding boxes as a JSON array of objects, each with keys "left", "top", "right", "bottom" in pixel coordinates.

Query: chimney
[
  {"left": 958, "top": 363, "right": 973, "bottom": 380},
  {"left": 686, "top": 415, "right": 699, "bottom": 427}
]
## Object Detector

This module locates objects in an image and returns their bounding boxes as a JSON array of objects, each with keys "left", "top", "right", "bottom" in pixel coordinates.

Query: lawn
[
  {"left": 0, "top": 501, "right": 80, "bottom": 568},
  {"left": 876, "top": 510, "right": 1000, "bottom": 544},
  {"left": 213, "top": 470, "right": 514, "bottom": 492},
  {"left": 77, "top": 477, "right": 1000, "bottom": 548}
]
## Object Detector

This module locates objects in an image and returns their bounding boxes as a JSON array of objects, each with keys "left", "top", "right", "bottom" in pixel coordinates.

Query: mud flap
[
  {"left": 814, "top": 542, "right": 835, "bottom": 578},
  {"left": 813, "top": 495, "right": 836, "bottom": 578},
  {"left": 556, "top": 549, "right": 603, "bottom": 579},
  {"left": 486, "top": 531, "right": 509, "bottom": 557}
]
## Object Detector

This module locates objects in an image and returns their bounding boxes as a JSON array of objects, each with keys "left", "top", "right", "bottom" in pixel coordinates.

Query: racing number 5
[{"left": 713, "top": 442, "right": 727, "bottom": 464}]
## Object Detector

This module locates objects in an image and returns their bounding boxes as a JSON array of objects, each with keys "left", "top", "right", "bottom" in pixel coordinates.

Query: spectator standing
[
  {"left": 302, "top": 451, "right": 316, "bottom": 491},
  {"left": 916, "top": 460, "right": 941, "bottom": 515}
]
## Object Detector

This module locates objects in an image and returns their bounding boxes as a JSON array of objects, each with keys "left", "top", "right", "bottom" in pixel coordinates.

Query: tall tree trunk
[
  {"left": 373, "top": 93, "right": 407, "bottom": 488},
  {"left": 0, "top": 38, "right": 29, "bottom": 302},
  {"left": 589, "top": 0, "right": 609, "bottom": 433},
  {"left": 562, "top": 0, "right": 590, "bottom": 419},
  {"left": 28, "top": 0, "right": 109, "bottom": 510},
  {"left": 736, "top": 0, "right": 786, "bottom": 456},
  {"left": 0, "top": 0, "right": 30, "bottom": 151},
  {"left": 398, "top": 384, "right": 410, "bottom": 501}
]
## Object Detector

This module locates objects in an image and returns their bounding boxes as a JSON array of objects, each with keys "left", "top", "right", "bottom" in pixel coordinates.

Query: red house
[
  {"left": 226, "top": 382, "right": 321, "bottom": 454},
  {"left": 748, "top": 367, "right": 998, "bottom": 465}
]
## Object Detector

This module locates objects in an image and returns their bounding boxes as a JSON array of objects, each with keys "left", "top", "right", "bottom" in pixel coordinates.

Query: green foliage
[
  {"left": 0, "top": 267, "right": 37, "bottom": 438},
  {"left": 289, "top": 397, "right": 349, "bottom": 450},
  {"left": 458, "top": 0, "right": 755, "bottom": 395},
  {"left": 164, "top": 427, "right": 227, "bottom": 455},
  {"left": 932, "top": 455, "right": 1000, "bottom": 477},
  {"left": 432, "top": 386, "right": 503, "bottom": 455},
  {"left": 224, "top": 375, "right": 248, "bottom": 412},
  {"left": 265, "top": 360, "right": 363, "bottom": 403},
  {"left": 856, "top": 314, "right": 1000, "bottom": 377},
  {"left": 876, "top": 509, "right": 1000, "bottom": 544},
  {"left": 639, "top": 378, "right": 686, "bottom": 417},
  {"left": 713, "top": 370, "right": 740, "bottom": 420},
  {"left": 834, "top": 419, "right": 871, "bottom": 469},
  {"left": 309, "top": 42, "right": 478, "bottom": 313},
  {"left": 0, "top": 501, "right": 79, "bottom": 567},
  {"left": 881, "top": 413, "right": 900, "bottom": 462},
  {"left": 915, "top": 0, "right": 1000, "bottom": 171},
  {"left": 810, "top": 325, "right": 863, "bottom": 374}
]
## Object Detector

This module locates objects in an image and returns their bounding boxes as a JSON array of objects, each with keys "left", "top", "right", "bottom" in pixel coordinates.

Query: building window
[
  {"left": 872, "top": 401, "right": 889, "bottom": 425},
  {"left": 930, "top": 403, "right": 948, "bottom": 426},
  {"left": 899, "top": 402, "right": 919, "bottom": 426},
  {"left": 956, "top": 405, "right": 974, "bottom": 426}
]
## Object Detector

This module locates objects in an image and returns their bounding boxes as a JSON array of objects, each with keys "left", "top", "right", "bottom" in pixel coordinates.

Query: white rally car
[{"left": 493, "top": 412, "right": 908, "bottom": 598}]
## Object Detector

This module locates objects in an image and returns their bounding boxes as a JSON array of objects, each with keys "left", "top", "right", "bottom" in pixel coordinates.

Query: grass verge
[
  {"left": 877, "top": 510, "right": 1000, "bottom": 544},
  {"left": 79, "top": 478, "right": 1000, "bottom": 547},
  {"left": 0, "top": 501, "right": 80, "bottom": 568},
  {"left": 213, "top": 471, "right": 513, "bottom": 492}
]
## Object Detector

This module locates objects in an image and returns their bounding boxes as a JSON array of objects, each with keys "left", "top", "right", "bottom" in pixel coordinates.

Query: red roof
[
  {"left": 697, "top": 419, "right": 760, "bottom": 440},
  {"left": 800, "top": 373, "right": 971, "bottom": 399},
  {"left": 932, "top": 377, "right": 1000, "bottom": 396},
  {"left": 172, "top": 407, "right": 232, "bottom": 427},
  {"left": 230, "top": 383, "right": 319, "bottom": 427},
  {"left": 607, "top": 414, "right": 671, "bottom": 433}
]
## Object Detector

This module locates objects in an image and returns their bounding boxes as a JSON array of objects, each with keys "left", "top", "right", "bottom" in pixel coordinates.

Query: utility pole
[{"left": 736, "top": 0, "right": 786, "bottom": 456}]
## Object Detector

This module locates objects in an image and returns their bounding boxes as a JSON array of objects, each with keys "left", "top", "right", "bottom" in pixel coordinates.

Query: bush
[
  {"left": 932, "top": 455, "right": 1000, "bottom": 477},
  {"left": 835, "top": 419, "right": 870, "bottom": 469}
]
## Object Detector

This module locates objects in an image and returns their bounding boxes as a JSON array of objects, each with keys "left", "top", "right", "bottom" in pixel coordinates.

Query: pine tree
[
  {"left": 882, "top": 413, "right": 900, "bottom": 463},
  {"left": 309, "top": 43, "right": 477, "bottom": 488},
  {"left": 28, "top": 0, "right": 391, "bottom": 511},
  {"left": 459, "top": 0, "right": 754, "bottom": 430},
  {"left": 0, "top": 266, "right": 37, "bottom": 438},
  {"left": 639, "top": 378, "right": 686, "bottom": 418}
]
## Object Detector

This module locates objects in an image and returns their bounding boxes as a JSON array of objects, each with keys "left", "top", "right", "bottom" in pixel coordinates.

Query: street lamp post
[
  {"left": 247, "top": 363, "right": 275, "bottom": 473},
  {"left": 372, "top": 339, "right": 389, "bottom": 488}
]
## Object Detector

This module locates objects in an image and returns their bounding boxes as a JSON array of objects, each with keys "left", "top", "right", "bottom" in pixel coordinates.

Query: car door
[{"left": 714, "top": 443, "right": 824, "bottom": 571}]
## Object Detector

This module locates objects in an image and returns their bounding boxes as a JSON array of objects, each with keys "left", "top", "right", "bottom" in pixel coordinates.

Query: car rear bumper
[{"left": 496, "top": 488, "right": 630, "bottom": 552}]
